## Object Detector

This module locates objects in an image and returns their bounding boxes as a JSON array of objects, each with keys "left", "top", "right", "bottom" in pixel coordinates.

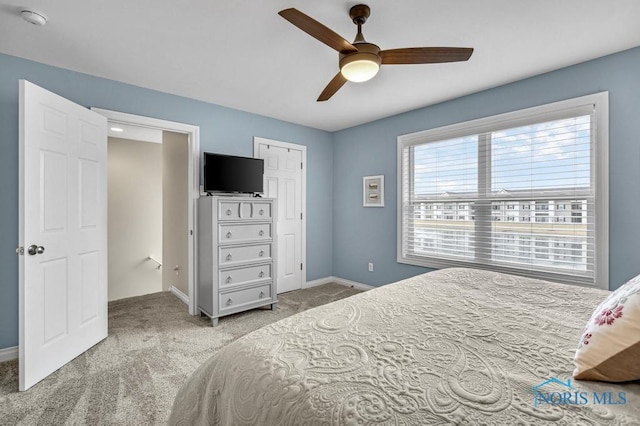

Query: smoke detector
[{"left": 21, "top": 9, "right": 47, "bottom": 26}]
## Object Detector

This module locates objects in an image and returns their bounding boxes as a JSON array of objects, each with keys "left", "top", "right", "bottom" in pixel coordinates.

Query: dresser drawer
[
  {"left": 218, "top": 201, "right": 272, "bottom": 221},
  {"left": 219, "top": 283, "right": 272, "bottom": 313},
  {"left": 218, "top": 201, "right": 245, "bottom": 220},
  {"left": 219, "top": 223, "right": 271, "bottom": 243},
  {"left": 219, "top": 263, "right": 272, "bottom": 288},
  {"left": 251, "top": 202, "right": 272, "bottom": 219},
  {"left": 219, "top": 243, "right": 272, "bottom": 266}
]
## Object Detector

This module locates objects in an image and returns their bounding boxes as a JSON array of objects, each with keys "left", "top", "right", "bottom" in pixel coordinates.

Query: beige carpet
[{"left": 0, "top": 283, "right": 361, "bottom": 425}]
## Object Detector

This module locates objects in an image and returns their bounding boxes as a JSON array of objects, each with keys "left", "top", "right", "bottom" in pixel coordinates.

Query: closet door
[{"left": 255, "top": 139, "right": 305, "bottom": 293}]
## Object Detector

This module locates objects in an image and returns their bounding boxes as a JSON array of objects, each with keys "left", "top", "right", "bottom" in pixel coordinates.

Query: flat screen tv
[{"left": 203, "top": 152, "right": 264, "bottom": 194}]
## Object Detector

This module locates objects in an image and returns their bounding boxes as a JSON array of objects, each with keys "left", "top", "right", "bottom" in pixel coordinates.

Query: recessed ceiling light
[
  {"left": 110, "top": 127, "right": 124, "bottom": 132},
  {"left": 20, "top": 9, "right": 47, "bottom": 26}
]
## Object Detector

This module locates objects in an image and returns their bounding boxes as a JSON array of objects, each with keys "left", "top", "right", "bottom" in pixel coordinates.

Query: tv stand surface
[{"left": 206, "top": 192, "right": 261, "bottom": 198}]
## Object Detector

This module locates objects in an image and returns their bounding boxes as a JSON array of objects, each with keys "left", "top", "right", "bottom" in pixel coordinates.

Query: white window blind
[{"left": 397, "top": 94, "right": 608, "bottom": 287}]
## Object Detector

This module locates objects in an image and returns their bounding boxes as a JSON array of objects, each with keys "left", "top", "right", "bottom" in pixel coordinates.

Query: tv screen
[{"left": 203, "top": 153, "right": 264, "bottom": 194}]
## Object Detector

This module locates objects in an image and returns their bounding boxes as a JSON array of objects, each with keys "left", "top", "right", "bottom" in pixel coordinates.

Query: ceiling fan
[{"left": 279, "top": 4, "right": 474, "bottom": 101}]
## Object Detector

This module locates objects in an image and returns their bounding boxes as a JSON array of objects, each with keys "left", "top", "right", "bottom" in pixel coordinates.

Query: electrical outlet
[{"left": 368, "top": 262, "right": 374, "bottom": 272}]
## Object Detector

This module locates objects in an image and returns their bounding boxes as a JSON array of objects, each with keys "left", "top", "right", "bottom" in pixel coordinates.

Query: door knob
[{"left": 27, "top": 245, "right": 45, "bottom": 255}]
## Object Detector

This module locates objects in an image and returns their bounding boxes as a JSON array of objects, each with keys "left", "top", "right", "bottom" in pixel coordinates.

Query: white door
[
  {"left": 19, "top": 80, "right": 108, "bottom": 391},
  {"left": 254, "top": 138, "right": 305, "bottom": 293}
]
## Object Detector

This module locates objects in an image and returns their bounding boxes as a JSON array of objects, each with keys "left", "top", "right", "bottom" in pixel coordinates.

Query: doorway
[
  {"left": 93, "top": 108, "right": 200, "bottom": 314},
  {"left": 18, "top": 81, "right": 200, "bottom": 391},
  {"left": 107, "top": 128, "right": 190, "bottom": 303}
]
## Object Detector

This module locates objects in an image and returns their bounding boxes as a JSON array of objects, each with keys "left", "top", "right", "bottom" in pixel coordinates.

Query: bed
[{"left": 169, "top": 268, "right": 640, "bottom": 424}]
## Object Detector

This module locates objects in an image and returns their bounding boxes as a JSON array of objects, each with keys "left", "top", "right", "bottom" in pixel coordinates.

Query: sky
[{"left": 411, "top": 115, "right": 591, "bottom": 197}]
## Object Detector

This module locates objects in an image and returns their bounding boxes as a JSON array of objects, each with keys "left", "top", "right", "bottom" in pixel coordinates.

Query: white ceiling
[{"left": 1, "top": 1, "right": 639, "bottom": 132}]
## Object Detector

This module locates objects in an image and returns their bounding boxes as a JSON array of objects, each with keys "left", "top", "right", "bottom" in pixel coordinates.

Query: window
[{"left": 397, "top": 93, "right": 608, "bottom": 288}]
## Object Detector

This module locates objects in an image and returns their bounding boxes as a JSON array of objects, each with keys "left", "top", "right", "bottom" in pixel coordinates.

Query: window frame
[{"left": 396, "top": 93, "right": 609, "bottom": 289}]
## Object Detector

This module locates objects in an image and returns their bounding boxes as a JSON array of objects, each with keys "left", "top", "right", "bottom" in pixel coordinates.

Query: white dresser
[{"left": 197, "top": 196, "right": 277, "bottom": 326}]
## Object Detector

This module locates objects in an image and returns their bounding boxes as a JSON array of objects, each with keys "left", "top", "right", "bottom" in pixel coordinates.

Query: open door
[{"left": 18, "top": 80, "right": 108, "bottom": 391}]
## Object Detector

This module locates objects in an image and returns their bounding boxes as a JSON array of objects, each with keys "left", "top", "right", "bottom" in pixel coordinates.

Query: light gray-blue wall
[
  {"left": 3, "top": 46, "right": 640, "bottom": 351},
  {"left": 332, "top": 46, "right": 640, "bottom": 291},
  {"left": 0, "top": 53, "right": 334, "bottom": 350}
]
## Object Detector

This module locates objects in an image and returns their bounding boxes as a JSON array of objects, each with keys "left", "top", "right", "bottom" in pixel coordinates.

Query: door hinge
[
  {"left": 16, "top": 246, "right": 24, "bottom": 255},
  {"left": 300, "top": 263, "right": 303, "bottom": 270},
  {"left": 300, "top": 212, "right": 303, "bottom": 220},
  {"left": 300, "top": 162, "right": 303, "bottom": 170},
  {"left": 190, "top": 230, "right": 193, "bottom": 236}
]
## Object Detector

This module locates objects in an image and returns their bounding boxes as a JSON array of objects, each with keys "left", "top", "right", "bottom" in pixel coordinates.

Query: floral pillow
[{"left": 573, "top": 274, "right": 640, "bottom": 382}]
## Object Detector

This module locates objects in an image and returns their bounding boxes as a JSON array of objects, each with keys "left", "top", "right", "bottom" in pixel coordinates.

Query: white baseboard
[
  {"left": 0, "top": 346, "right": 18, "bottom": 363},
  {"left": 303, "top": 276, "right": 335, "bottom": 289},
  {"left": 333, "top": 276, "right": 376, "bottom": 291},
  {"left": 305, "top": 276, "right": 375, "bottom": 291},
  {"left": 169, "top": 286, "right": 189, "bottom": 305}
]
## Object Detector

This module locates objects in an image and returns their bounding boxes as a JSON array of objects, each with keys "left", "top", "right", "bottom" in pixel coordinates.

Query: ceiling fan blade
[
  {"left": 317, "top": 73, "right": 348, "bottom": 102},
  {"left": 380, "top": 47, "right": 473, "bottom": 65},
  {"left": 279, "top": 8, "right": 358, "bottom": 54}
]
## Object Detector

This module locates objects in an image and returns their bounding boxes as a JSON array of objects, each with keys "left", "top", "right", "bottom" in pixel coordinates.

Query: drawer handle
[
  {"left": 259, "top": 291, "right": 265, "bottom": 299},
  {"left": 226, "top": 276, "right": 232, "bottom": 284},
  {"left": 259, "top": 209, "right": 265, "bottom": 216},
  {"left": 226, "top": 209, "right": 232, "bottom": 216},
  {"left": 259, "top": 230, "right": 264, "bottom": 237},
  {"left": 259, "top": 271, "right": 265, "bottom": 278},
  {"left": 226, "top": 253, "right": 232, "bottom": 261},
  {"left": 226, "top": 231, "right": 232, "bottom": 239},
  {"left": 226, "top": 298, "right": 233, "bottom": 306},
  {"left": 259, "top": 250, "right": 265, "bottom": 257}
]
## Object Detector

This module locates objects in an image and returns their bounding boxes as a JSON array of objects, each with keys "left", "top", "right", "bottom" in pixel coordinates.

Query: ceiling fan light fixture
[
  {"left": 278, "top": 5, "right": 473, "bottom": 100},
  {"left": 340, "top": 52, "right": 381, "bottom": 83}
]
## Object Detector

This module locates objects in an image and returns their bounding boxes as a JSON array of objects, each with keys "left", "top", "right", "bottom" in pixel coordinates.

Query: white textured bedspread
[{"left": 169, "top": 268, "right": 640, "bottom": 425}]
